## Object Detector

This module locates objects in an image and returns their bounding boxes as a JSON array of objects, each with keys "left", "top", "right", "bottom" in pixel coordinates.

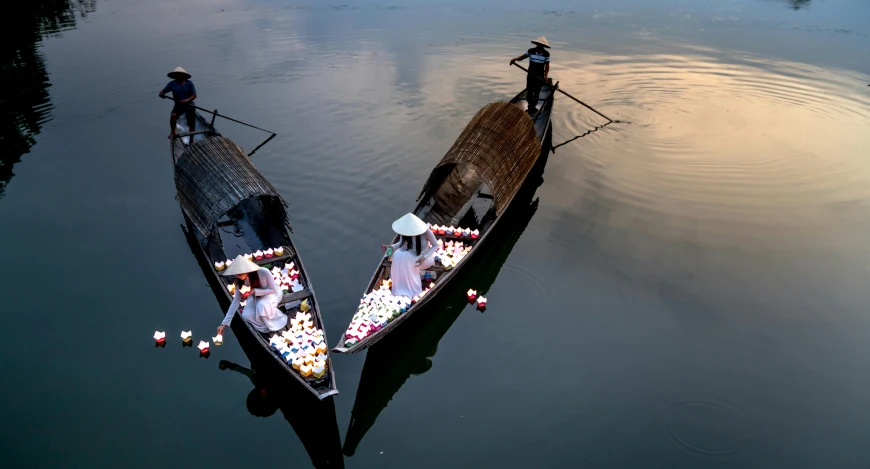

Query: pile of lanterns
[
  {"left": 269, "top": 308, "right": 329, "bottom": 380},
  {"left": 224, "top": 262, "right": 304, "bottom": 307},
  {"left": 428, "top": 224, "right": 479, "bottom": 239},
  {"left": 342, "top": 279, "right": 432, "bottom": 347},
  {"left": 435, "top": 239, "right": 472, "bottom": 270},
  {"left": 213, "top": 246, "right": 287, "bottom": 271}
]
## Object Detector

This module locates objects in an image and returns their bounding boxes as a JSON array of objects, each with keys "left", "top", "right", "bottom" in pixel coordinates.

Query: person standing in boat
[
  {"left": 158, "top": 66, "right": 197, "bottom": 140},
  {"left": 216, "top": 255, "right": 288, "bottom": 336},
  {"left": 383, "top": 213, "right": 439, "bottom": 298},
  {"left": 509, "top": 36, "right": 551, "bottom": 113}
]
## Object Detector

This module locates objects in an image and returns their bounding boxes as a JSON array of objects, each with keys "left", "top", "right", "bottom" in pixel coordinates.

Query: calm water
[{"left": 2, "top": 0, "right": 870, "bottom": 467}]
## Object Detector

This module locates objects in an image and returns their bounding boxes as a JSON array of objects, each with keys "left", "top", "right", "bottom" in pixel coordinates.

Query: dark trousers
[
  {"left": 172, "top": 102, "right": 196, "bottom": 130},
  {"left": 526, "top": 74, "right": 544, "bottom": 111}
]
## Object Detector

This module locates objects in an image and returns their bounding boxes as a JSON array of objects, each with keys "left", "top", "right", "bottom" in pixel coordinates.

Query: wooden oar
[
  {"left": 512, "top": 62, "right": 613, "bottom": 123},
  {"left": 161, "top": 96, "right": 277, "bottom": 156}
]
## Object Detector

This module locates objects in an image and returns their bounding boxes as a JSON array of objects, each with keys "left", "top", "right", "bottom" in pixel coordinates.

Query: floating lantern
[
  {"left": 153, "top": 331, "right": 166, "bottom": 343},
  {"left": 240, "top": 285, "right": 251, "bottom": 296},
  {"left": 274, "top": 246, "right": 285, "bottom": 256},
  {"left": 227, "top": 284, "right": 236, "bottom": 294},
  {"left": 212, "top": 334, "right": 223, "bottom": 346},
  {"left": 244, "top": 253, "right": 253, "bottom": 261},
  {"left": 181, "top": 331, "right": 192, "bottom": 343},
  {"left": 471, "top": 229, "right": 480, "bottom": 239},
  {"left": 225, "top": 259, "right": 233, "bottom": 267},
  {"left": 264, "top": 248, "right": 274, "bottom": 258},
  {"left": 315, "top": 353, "right": 328, "bottom": 363},
  {"left": 446, "top": 226, "right": 455, "bottom": 236},
  {"left": 197, "top": 340, "right": 209, "bottom": 352},
  {"left": 291, "top": 356, "right": 305, "bottom": 370},
  {"left": 254, "top": 250, "right": 264, "bottom": 260},
  {"left": 312, "top": 363, "right": 326, "bottom": 379},
  {"left": 214, "top": 261, "right": 225, "bottom": 271},
  {"left": 467, "top": 289, "right": 477, "bottom": 301},
  {"left": 300, "top": 364, "right": 313, "bottom": 377},
  {"left": 476, "top": 296, "right": 487, "bottom": 311}
]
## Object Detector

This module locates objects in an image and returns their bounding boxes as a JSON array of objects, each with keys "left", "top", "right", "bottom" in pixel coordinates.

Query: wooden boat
[
  {"left": 172, "top": 112, "right": 338, "bottom": 399},
  {"left": 333, "top": 84, "right": 556, "bottom": 353},
  {"left": 343, "top": 156, "right": 546, "bottom": 454}
]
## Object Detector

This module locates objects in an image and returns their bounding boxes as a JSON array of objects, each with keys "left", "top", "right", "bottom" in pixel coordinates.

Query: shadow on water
[
  {"left": 182, "top": 222, "right": 344, "bottom": 468},
  {"left": 343, "top": 130, "right": 552, "bottom": 457},
  {"left": 0, "top": 0, "right": 96, "bottom": 198}
]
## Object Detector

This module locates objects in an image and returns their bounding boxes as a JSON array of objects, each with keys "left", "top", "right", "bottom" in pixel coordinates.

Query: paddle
[
  {"left": 160, "top": 96, "right": 277, "bottom": 156},
  {"left": 511, "top": 62, "right": 614, "bottom": 123}
]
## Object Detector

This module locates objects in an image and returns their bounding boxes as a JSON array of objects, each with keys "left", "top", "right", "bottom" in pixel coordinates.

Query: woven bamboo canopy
[
  {"left": 418, "top": 102, "right": 542, "bottom": 215},
  {"left": 174, "top": 136, "right": 286, "bottom": 237}
]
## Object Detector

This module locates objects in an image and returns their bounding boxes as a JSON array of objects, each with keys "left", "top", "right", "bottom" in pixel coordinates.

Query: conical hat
[
  {"left": 167, "top": 66, "right": 191, "bottom": 79},
  {"left": 221, "top": 255, "right": 260, "bottom": 276},
  {"left": 530, "top": 36, "right": 550, "bottom": 48},
  {"left": 391, "top": 213, "right": 428, "bottom": 237}
]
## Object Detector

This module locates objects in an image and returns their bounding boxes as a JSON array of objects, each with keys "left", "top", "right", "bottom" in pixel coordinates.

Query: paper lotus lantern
[
  {"left": 214, "top": 261, "right": 225, "bottom": 271},
  {"left": 300, "top": 364, "right": 313, "bottom": 377},
  {"left": 471, "top": 229, "right": 480, "bottom": 239},
  {"left": 212, "top": 334, "right": 223, "bottom": 346},
  {"left": 225, "top": 259, "right": 233, "bottom": 267},
  {"left": 312, "top": 363, "right": 326, "bottom": 378},
  {"left": 197, "top": 340, "right": 209, "bottom": 352},
  {"left": 153, "top": 331, "right": 166, "bottom": 343},
  {"left": 265, "top": 248, "right": 274, "bottom": 258},
  {"left": 227, "top": 284, "right": 236, "bottom": 295},
  {"left": 244, "top": 253, "right": 253, "bottom": 261},
  {"left": 274, "top": 246, "right": 285, "bottom": 256},
  {"left": 240, "top": 285, "right": 251, "bottom": 295},
  {"left": 254, "top": 250, "right": 264, "bottom": 260},
  {"left": 291, "top": 356, "right": 305, "bottom": 370},
  {"left": 476, "top": 296, "right": 487, "bottom": 311},
  {"left": 181, "top": 331, "right": 192, "bottom": 343},
  {"left": 467, "top": 289, "right": 477, "bottom": 301}
]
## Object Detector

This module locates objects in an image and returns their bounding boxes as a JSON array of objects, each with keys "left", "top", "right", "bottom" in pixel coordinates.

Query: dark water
[{"left": 2, "top": 0, "right": 870, "bottom": 467}]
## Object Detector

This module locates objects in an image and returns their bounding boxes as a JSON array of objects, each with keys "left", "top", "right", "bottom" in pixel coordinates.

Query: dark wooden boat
[
  {"left": 333, "top": 84, "right": 556, "bottom": 353},
  {"left": 172, "top": 112, "right": 338, "bottom": 399},
  {"left": 343, "top": 152, "right": 546, "bottom": 454}
]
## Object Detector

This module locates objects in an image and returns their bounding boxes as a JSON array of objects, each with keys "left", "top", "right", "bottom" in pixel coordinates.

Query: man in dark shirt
[
  {"left": 510, "top": 36, "right": 551, "bottom": 113},
  {"left": 158, "top": 66, "right": 197, "bottom": 140}
]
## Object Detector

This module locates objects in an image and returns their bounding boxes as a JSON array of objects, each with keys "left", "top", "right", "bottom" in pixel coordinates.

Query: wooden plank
[{"left": 279, "top": 289, "right": 311, "bottom": 306}]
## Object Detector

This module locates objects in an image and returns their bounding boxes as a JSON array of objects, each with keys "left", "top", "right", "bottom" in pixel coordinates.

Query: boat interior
[{"left": 202, "top": 197, "right": 331, "bottom": 389}]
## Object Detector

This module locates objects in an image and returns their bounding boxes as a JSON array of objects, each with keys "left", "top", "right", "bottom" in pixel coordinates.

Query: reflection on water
[
  {"left": 344, "top": 149, "right": 549, "bottom": 457},
  {"left": 0, "top": 0, "right": 96, "bottom": 198}
]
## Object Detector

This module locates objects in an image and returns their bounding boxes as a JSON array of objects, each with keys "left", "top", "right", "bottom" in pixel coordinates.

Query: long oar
[
  {"left": 512, "top": 62, "right": 613, "bottom": 123},
  {"left": 161, "top": 96, "right": 277, "bottom": 156}
]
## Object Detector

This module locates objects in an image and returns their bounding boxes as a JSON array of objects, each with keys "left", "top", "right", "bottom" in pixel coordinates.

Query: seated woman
[
  {"left": 217, "top": 255, "right": 288, "bottom": 336},
  {"left": 384, "top": 213, "right": 439, "bottom": 298}
]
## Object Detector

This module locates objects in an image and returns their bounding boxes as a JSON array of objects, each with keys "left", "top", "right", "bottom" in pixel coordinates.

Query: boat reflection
[
  {"left": 343, "top": 137, "right": 551, "bottom": 457},
  {"left": 183, "top": 221, "right": 344, "bottom": 468}
]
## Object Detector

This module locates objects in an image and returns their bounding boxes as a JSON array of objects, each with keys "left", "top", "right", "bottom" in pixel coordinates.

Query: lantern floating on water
[
  {"left": 153, "top": 331, "right": 166, "bottom": 343},
  {"left": 181, "top": 331, "right": 192, "bottom": 343},
  {"left": 476, "top": 296, "right": 487, "bottom": 311},
  {"left": 264, "top": 248, "right": 274, "bottom": 258},
  {"left": 212, "top": 334, "right": 223, "bottom": 346},
  {"left": 214, "top": 261, "right": 225, "bottom": 271},
  {"left": 275, "top": 246, "right": 285, "bottom": 256},
  {"left": 197, "top": 340, "right": 210, "bottom": 352},
  {"left": 467, "top": 289, "right": 477, "bottom": 301}
]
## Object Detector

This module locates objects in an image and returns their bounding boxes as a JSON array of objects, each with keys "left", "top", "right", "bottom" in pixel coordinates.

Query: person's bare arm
[
  {"left": 544, "top": 62, "right": 550, "bottom": 79},
  {"left": 180, "top": 94, "right": 197, "bottom": 104},
  {"left": 509, "top": 54, "right": 527, "bottom": 65}
]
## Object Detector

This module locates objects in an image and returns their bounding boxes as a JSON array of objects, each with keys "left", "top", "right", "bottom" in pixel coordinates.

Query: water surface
[{"left": 1, "top": 0, "right": 870, "bottom": 467}]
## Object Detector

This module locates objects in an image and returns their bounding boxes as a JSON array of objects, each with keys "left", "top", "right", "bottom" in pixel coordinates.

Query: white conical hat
[
  {"left": 391, "top": 213, "right": 428, "bottom": 237},
  {"left": 167, "top": 66, "right": 191, "bottom": 79},
  {"left": 221, "top": 255, "right": 260, "bottom": 276},
  {"left": 531, "top": 36, "right": 550, "bottom": 48}
]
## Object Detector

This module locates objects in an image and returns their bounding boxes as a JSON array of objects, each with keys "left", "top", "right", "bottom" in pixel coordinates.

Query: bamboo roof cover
[
  {"left": 174, "top": 135, "right": 285, "bottom": 237},
  {"left": 418, "top": 102, "right": 542, "bottom": 215}
]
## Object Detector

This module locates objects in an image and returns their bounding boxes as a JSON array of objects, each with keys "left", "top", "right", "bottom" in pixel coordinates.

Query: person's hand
[
  {"left": 380, "top": 244, "right": 388, "bottom": 252},
  {"left": 159, "top": 92, "right": 165, "bottom": 98},
  {"left": 414, "top": 259, "right": 421, "bottom": 267},
  {"left": 510, "top": 59, "right": 516, "bottom": 66},
  {"left": 219, "top": 360, "right": 230, "bottom": 370},
  {"left": 217, "top": 325, "right": 226, "bottom": 335}
]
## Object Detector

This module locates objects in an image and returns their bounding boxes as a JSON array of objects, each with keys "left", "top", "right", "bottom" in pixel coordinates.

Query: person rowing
[
  {"left": 217, "top": 255, "right": 288, "bottom": 336},
  {"left": 509, "top": 36, "right": 551, "bottom": 114},
  {"left": 158, "top": 66, "right": 197, "bottom": 140},
  {"left": 382, "top": 213, "right": 438, "bottom": 298}
]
